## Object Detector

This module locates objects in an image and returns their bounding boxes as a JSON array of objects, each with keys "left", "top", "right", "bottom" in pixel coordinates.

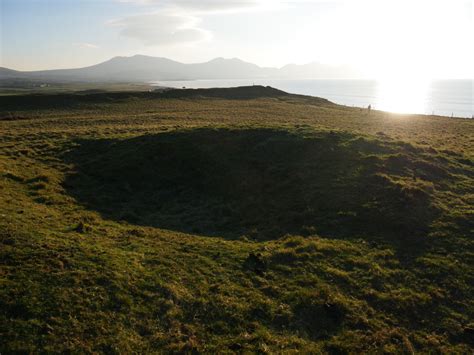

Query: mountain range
[{"left": 0, "top": 55, "right": 361, "bottom": 83}]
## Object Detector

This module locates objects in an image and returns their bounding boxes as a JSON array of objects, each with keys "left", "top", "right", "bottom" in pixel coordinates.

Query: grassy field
[
  {"left": 1, "top": 86, "right": 473, "bottom": 353},
  {"left": 0, "top": 80, "right": 153, "bottom": 96}
]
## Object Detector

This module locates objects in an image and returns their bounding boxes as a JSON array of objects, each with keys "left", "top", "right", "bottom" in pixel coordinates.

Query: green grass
[
  {"left": 0, "top": 80, "right": 154, "bottom": 96},
  {"left": 1, "top": 87, "right": 473, "bottom": 352}
]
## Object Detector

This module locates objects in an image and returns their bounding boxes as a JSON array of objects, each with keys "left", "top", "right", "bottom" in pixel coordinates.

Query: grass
[
  {"left": 0, "top": 80, "right": 154, "bottom": 96},
  {"left": 1, "top": 86, "right": 473, "bottom": 352}
]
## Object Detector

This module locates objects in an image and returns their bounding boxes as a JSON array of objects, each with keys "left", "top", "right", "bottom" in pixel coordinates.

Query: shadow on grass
[{"left": 63, "top": 128, "right": 441, "bottom": 255}]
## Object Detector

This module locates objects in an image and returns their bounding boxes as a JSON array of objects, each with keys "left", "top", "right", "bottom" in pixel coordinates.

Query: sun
[{"left": 375, "top": 78, "right": 430, "bottom": 114}]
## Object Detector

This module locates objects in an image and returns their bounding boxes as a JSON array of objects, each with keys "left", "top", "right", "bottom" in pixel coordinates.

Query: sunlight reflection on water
[
  {"left": 152, "top": 79, "right": 473, "bottom": 118},
  {"left": 375, "top": 79, "right": 429, "bottom": 114}
]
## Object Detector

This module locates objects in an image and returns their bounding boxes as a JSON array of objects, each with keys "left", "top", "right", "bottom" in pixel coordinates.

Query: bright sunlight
[{"left": 375, "top": 79, "right": 429, "bottom": 114}]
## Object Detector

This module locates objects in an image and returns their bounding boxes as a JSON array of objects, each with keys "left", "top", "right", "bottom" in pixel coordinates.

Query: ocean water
[{"left": 151, "top": 79, "right": 473, "bottom": 118}]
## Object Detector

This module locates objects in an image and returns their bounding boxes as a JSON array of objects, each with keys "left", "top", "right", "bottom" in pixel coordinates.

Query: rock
[
  {"left": 229, "top": 343, "right": 242, "bottom": 351},
  {"left": 75, "top": 221, "right": 90, "bottom": 233},
  {"left": 2, "top": 237, "right": 15, "bottom": 245},
  {"left": 463, "top": 326, "right": 474, "bottom": 344},
  {"left": 244, "top": 252, "right": 267, "bottom": 275}
]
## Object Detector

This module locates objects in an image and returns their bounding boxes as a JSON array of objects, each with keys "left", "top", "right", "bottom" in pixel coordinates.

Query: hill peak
[{"left": 0, "top": 55, "right": 362, "bottom": 82}]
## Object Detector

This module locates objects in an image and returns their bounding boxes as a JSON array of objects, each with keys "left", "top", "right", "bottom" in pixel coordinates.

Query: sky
[{"left": 1, "top": 0, "right": 473, "bottom": 79}]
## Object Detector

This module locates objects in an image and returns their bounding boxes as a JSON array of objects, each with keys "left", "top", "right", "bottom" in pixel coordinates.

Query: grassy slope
[{"left": 1, "top": 88, "right": 473, "bottom": 353}]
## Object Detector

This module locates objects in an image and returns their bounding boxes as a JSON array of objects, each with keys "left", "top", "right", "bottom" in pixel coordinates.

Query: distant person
[{"left": 367, "top": 104, "right": 372, "bottom": 115}]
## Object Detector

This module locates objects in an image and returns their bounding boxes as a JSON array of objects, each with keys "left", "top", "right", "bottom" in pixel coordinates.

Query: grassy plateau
[{"left": 0, "top": 86, "right": 473, "bottom": 353}]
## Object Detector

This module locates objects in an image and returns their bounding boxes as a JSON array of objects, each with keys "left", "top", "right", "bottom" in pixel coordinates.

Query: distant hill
[
  {"left": 0, "top": 55, "right": 361, "bottom": 83},
  {"left": 0, "top": 67, "right": 25, "bottom": 79}
]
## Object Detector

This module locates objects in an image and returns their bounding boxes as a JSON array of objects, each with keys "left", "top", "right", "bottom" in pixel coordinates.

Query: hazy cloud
[
  {"left": 74, "top": 42, "right": 99, "bottom": 49},
  {"left": 110, "top": 0, "right": 348, "bottom": 48},
  {"left": 159, "top": 0, "right": 260, "bottom": 13},
  {"left": 110, "top": 13, "right": 211, "bottom": 46},
  {"left": 119, "top": 0, "right": 261, "bottom": 13}
]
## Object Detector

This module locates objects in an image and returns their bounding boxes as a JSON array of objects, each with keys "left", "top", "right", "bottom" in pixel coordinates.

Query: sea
[{"left": 151, "top": 79, "right": 473, "bottom": 118}]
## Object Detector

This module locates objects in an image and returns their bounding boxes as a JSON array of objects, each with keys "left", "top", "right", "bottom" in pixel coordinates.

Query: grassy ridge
[
  {"left": 1, "top": 87, "right": 473, "bottom": 352},
  {"left": 0, "top": 80, "right": 153, "bottom": 96}
]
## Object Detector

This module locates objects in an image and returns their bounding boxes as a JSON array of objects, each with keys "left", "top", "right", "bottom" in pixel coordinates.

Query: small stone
[
  {"left": 244, "top": 252, "right": 267, "bottom": 275},
  {"left": 463, "top": 326, "right": 474, "bottom": 343},
  {"left": 229, "top": 343, "right": 242, "bottom": 351},
  {"left": 2, "top": 238, "right": 15, "bottom": 245},
  {"left": 74, "top": 221, "right": 90, "bottom": 233}
]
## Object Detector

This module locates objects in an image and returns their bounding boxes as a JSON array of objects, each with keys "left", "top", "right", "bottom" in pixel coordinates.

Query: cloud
[
  {"left": 110, "top": 0, "right": 271, "bottom": 47},
  {"left": 112, "top": 0, "right": 338, "bottom": 47},
  {"left": 110, "top": 12, "right": 211, "bottom": 46},
  {"left": 160, "top": 0, "right": 260, "bottom": 13},
  {"left": 74, "top": 42, "right": 99, "bottom": 49},
  {"left": 118, "top": 0, "right": 261, "bottom": 13}
]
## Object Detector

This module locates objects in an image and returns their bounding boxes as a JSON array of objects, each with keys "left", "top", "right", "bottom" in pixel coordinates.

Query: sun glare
[{"left": 375, "top": 79, "right": 429, "bottom": 114}]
